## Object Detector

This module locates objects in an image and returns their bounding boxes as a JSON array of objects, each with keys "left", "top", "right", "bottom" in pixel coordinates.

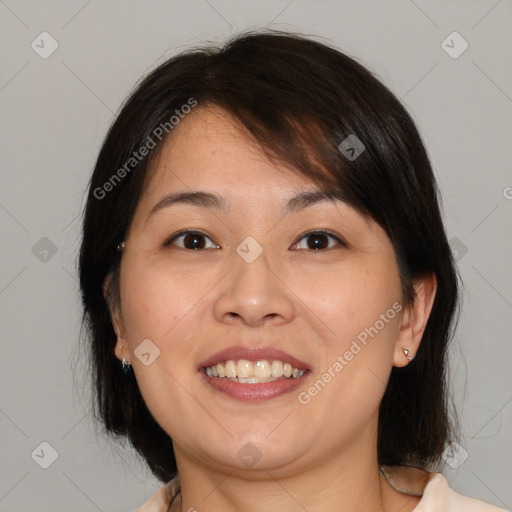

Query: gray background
[{"left": 1, "top": 0, "right": 511, "bottom": 510}]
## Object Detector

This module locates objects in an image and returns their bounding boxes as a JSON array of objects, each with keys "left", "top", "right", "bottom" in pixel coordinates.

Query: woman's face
[{"left": 113, "top": 106, "right": 408, "bottom": 476}]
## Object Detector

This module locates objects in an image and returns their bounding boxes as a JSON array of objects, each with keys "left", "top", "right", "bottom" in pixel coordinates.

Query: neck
[{"left": 172, "top": 431, "right": 418, "bottom": 512}]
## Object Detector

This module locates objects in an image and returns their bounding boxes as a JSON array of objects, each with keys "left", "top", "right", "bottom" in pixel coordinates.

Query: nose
[{"left": 213, "top": 245, "right": 295, "bottom": 328}]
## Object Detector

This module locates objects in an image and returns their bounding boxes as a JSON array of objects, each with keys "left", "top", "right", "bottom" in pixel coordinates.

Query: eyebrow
[{"left": 147, "top": 189, "right": 342, "bottom": 220}]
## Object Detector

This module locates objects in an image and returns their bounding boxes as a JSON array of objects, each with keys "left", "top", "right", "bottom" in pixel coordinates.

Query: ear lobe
[
  {"left": 393, "top": 273, "right": 437, "bottom": 367},
  {"left": 114, "top": 338, "right": 126, "bottom": 363}
]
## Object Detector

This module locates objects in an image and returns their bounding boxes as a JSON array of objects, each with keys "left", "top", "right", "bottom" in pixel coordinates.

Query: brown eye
[
  {"left": 165, "top": 230, "right": 219, "bottom": 250},
  {"left": 291, "top": 231, "right": 345, "bottom": 251}
]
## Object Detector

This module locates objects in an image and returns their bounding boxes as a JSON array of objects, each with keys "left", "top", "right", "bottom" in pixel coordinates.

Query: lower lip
[{"left": 200, "top": 371, "right": 310, "bottom": 401}]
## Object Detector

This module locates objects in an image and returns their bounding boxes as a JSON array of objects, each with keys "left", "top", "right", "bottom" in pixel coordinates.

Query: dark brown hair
[{"left": 79, "top": 30, "right": 460, "bottom": 483}]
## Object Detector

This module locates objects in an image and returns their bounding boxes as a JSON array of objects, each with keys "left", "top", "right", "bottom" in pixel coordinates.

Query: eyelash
[{"left": 163, "top": 229, "right": 347, "bottom": 251}]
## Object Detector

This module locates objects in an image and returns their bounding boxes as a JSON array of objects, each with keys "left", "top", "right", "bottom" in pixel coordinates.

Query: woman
[{"left": 79, "top": 31, "right": 508, "bottom": 511}]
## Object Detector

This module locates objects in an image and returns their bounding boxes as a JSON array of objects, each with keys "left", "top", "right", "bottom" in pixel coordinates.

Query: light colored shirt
[{"left": 136, "top": 465, "right": 510, "bottom": 512}]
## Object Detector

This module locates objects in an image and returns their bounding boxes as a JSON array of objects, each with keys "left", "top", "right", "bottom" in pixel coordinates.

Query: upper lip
[{"left": 198, "top": 346, "right": 311, "bottom": 371}]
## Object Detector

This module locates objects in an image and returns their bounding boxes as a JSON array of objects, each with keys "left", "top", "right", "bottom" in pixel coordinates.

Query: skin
[{"left": 108, "top": 106, "right": 437, "bottom": 512}]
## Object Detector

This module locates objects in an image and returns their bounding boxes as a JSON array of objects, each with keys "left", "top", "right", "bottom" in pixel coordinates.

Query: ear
[
  {"left": 103, "top": 272, "right": 128, "bottom": 364},
  {"left": 393, "top": 273, "right": 437, "bottom": 367}
]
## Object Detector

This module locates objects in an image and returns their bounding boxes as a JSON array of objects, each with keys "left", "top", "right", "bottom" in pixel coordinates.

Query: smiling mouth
[{"left": 203, "top": 359, "right": 307, "bottom": 383}]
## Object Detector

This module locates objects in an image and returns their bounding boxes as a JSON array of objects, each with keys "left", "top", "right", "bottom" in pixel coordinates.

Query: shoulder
[
  {"left": 136, "top": 476, "right": 180, "bottom": 512},
  {"left": 381, "top": 465, "right": 509, "bottom": 512},
  {"left": 414, "top": 472, "right": 509, "bottom": 512}
]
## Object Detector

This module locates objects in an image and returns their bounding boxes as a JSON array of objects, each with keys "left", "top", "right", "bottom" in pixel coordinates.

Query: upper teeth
[{"left": 204, "top": 359, "right": 306, "bottom": 381}]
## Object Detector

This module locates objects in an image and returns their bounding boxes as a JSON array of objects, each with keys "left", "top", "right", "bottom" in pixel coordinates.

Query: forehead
[{"left": 144, "top": 105, "right": 318, "bottom": 198}]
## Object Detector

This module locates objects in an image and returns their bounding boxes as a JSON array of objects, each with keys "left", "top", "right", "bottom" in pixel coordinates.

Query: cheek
[
  {"left": 292, "top": 254, "right": 402, "bottom": 403},
  {"left": 298, "top": 303, "right": 400, "bottom": 438},
  {"left": 119, "top": 255, "right": 205, "bottom": 341},
  {"left": 118, "top": 258, "right": 208, "bottom": 430},
  {"left": 331, "top": 277, "right": 401, "bottom": 386},
  {"left": 289, "top": 257, "right": 402, "bottom": 342}
]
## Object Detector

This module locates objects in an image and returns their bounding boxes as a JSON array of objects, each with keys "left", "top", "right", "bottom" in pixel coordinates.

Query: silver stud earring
[{"left": 117, "top": 241, "right": 125, "bottom": 252}]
